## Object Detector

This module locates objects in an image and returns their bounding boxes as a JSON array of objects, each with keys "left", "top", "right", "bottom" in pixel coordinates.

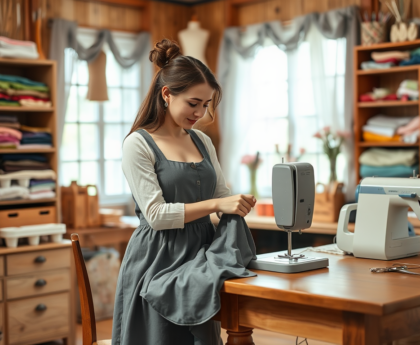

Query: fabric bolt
[
  {"left": 0, "top": 81, "right": 49, "bottom": 92},
  {"left": 361, "top": 61, "right": 395, "bottom": 70},
  {"left": 18, "top": 144, "right": 52, "bottom": 149},
  {"left": 400, "top": 55, "right": 420, "bottom": 66},
  {"left": 0, "top": 37, "right": 39, "bottom": 59},
  {"left": 360, "top": 164, "right": 419, "bottom": 178},
  {"left": 371, "top": 58, "right": 401, "bottom": 64},
  {"left": 371, "top": 51, "right": 410, "bottom": 62},
  {"left": 0, "top": 127, "right": 22, "bottom": 140},
  {"left": 113, "top": 128, "right": 256, "bottom": 345},
  {"left": 362, "top": 125, "right": 395, "bottom": 137},
  {"left": 9, "top": 95, "right": 51, "bottom": 102},
  {"left": 0, "top": 143, "right": 16, "bottom": 148},
  {"left": 0, "top": 185, "right": 30, "bottom": 200},
  {"left": 0, "top": 101, "right": 19, "bottom": 106},
  {"left": 0, "top": 154, "right": 47, "bottom": 162},
  {"left": 0, "top": 74, "right": 47, "bottom": 87},
  {"left": 359, "top": 148, "right": 418, "bottom": 167},
  {"left": 362, "top": 131, "right": 400, "bottom": 142},
  {"left": 367, "top": 115, "right": 413, "bottom": 129},
  {"left": 29, "top": 179, "right": 55, "bottom": 187},
  {"left": 20, "top": 99, "right": 52, "bottom": 107},
  {"left": 3, "top": 166, "right": 51, "bottom": 173},
  {"left": 29, "top": 184, "right": 55, "bottom": 193},
  {"left": 0, "top": 169, "right": 56, "bottom": 182},
  {"left": 3, "top": 88, "right": 49, "bottom": 99},
  {"left": 0, "top": 136, "right": 19, "bottom": 144},
  {"left": 29, "top": 191, "right": 55, "bottom": 199},
  {"left": 2, "top": 160, "right": 49, "bottom": 168},
  {"left": 0, "top": 122, "right": 20, "bottom": 129},
  {"left": 0, "top": 115, "right": 18, "bottom": 123}
]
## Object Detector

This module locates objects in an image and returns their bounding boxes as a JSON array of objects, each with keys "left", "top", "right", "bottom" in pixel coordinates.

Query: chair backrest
[{"left": 71, "top": 233, "right": 97, "bottom": 345}]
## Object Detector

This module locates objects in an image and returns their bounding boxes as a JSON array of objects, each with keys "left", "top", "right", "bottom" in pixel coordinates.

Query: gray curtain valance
[{"left": 218, "top": 5, "right": 359, "bottom": 86}]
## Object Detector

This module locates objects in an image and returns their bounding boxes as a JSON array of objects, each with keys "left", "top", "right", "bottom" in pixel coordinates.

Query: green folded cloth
[
  {"left": 360, "top": 164, "right": 419, "bottom": 178},
  {"left": 0, "top": 74, "right": 46, "bottom": 87},
  {"left": 359, "top": 148, "right": 418, "bottom": 167},
  {"left": 0, "top": 80, "right": 48, "bottom": 92},
  {"left": 0, "top": 100, "right": 19, "bottom": 106}
]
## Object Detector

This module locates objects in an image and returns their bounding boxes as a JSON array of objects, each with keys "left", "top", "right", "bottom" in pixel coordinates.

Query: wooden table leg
[
  {"left": 225, "top": 329, "right": 255, "bottom": 345},
  {"left": 343, "top": 312, "right": 381, "bottom": 345}
]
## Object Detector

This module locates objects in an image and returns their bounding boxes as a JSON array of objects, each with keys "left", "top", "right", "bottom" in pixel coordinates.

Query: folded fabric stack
[
  {"left": 0, "top": 114, "right": 20, "bottom": 130},
  {"left": 0, "top": 127, "right": 22, "bottom": 149},
  {"left": 0, "top": 36, "right": 39, "bottom": 59},
  {"left": 19, "top": 125, "right": 52, "bottom": 149},
  {"left": 396, "top": 80, "right": 419, "bottom": 100},
  {"left": 362, "top": 115, "right": 415, "bottom": 142},
  {"left": 400, "top": 47, "right": 420, "bottom": 66},
  {"left": 0, "top": 74, "right": 51, "bottom": 108},
  {"left": 28, "top": 179, "right": 56, "bottom": 199},
  {"left": 359, "top": 88, "right": 398, "bottom": 102},
  {"left": 0, "top": 154, "right": 55, "bottom": 200},
  {"left": 359, "top": 148, "right": 419, "bottom": 178},
  {"left": 361, "top": 51, "right": 410, "bottom": 70}
]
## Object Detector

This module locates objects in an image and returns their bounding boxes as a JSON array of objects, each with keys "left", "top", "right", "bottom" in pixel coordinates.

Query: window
[
  {"left": 60, "top": 29, "right": 150, "bottom": 205},
  {"left": 233, "top": 33, "right": 346, "bottom": 197}
]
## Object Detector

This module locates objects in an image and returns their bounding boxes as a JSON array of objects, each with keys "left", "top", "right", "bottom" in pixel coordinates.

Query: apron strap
[
  {"left": 136, "top": 129, "right": 167, "bottom": 162},
  {"left": 187, "top": 129, "right": 211, "bottom": 162}
]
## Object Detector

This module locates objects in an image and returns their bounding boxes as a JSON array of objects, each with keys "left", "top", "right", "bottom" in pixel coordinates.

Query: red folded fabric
[
  {"left": 10, "top": 95, "right": 51, "bottom": 102},
  {"left": 383, "top": 94, "right": 398, "bottom": 100},
  {"left": 359, "top": 94, "right": 375, "bottom": 102},
  {"left": 373, "top": 58, "right": 401, "bottom": 64},
  {"left": 359, "top": 93, "right": 398, "bottom": 102},
  {"left": 0, "top": 134, "right": 19, "bottom": 144}
]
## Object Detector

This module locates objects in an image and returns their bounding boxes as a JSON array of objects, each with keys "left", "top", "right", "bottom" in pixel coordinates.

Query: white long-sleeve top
[{"left": 122, "top": 129, "right": 231, "bottom": 230}]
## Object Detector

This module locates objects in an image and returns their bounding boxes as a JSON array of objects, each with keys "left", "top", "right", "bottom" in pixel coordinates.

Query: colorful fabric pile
[
  {"left": 396, "top": 80, "right": 418, "bottom": 100},
  {"left": 359, "top": 148, "right": 419, "bottom": 178},
  {"left": 0, "top": 114, "right": 20, "bottom": 129},
  {"left": 0, "top": 127, "right": 21, "bottom": 149},
  {"left": 19, "top": 125, "right": 52, "bottom": 149},
  {"left": 0, "top": 154, "right": 55, "bottom": 200},
  {"left": 362, "top": 115, "right": 416, "bottom": 143},
  {"left": 0, "top": 74, "right": 51, "bottom": 108},
  {"left": 359, "top": 88, "right": 398, "bottom": 102},
  {"left": 0, "top": 36, "right": 39, "bottom": 59},
  {"left": 361, "top": 48, "right": 420, "bottom": 70},
  {"left": 400, "top": 47, "right": 420, "bottom": 66}
]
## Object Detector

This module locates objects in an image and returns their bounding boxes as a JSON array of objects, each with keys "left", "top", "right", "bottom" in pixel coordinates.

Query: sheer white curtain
[{"left": 219, "top": 24, "right": 349, "bottom": 197}]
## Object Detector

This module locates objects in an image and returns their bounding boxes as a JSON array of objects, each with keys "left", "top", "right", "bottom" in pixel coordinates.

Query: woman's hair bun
[{"left": 149, "top": 39, "right": 182, "bottom": 68}]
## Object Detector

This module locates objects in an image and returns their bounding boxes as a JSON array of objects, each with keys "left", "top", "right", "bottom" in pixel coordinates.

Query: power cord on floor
[{"left": 296, "top": 337, "right": 308, "bottom": 345}]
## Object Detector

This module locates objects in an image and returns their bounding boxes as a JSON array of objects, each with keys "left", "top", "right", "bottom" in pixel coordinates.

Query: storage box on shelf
[
  {"left": 0, "top": 58, "right": 59, "bottom": 215},
  {"left": 354, "top": 39, "right": 420, "bottom": 183}
]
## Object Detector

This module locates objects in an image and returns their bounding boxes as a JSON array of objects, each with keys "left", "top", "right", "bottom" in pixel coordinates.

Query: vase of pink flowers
[
  {"left": 313, "top": 127, "right": 351, "bottom": 184},
  {"left": 241, "top": 152, "right": 263, "bottom": 199}
]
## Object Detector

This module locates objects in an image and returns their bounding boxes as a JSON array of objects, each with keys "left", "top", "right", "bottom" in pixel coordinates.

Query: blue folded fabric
[
  {"left": 0, "top": 154, "right": 47, "bottom": 162},
  {"left": 0, "top": 74, "right": 46, "bottom": 87},
  {"left": 400, "top": 55, "right": 420, "bottom": 66},
  {"left": 360, "top": 164, "right": 419, "bottom": 178}
]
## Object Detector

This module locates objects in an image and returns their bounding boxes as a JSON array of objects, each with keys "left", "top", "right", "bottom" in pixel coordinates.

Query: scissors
[{"left": 370, "top": 263, "right": 420, "bottom": 275}]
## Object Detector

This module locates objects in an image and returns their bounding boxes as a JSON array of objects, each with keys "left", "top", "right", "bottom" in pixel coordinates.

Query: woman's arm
[{"left": 122, "top": 132, "right": 185, "bottom": 230}]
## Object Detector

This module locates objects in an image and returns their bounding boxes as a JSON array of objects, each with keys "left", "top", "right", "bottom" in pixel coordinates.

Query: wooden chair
[{"left": 71, "top": 233, "right": 112, "bottom": 345}]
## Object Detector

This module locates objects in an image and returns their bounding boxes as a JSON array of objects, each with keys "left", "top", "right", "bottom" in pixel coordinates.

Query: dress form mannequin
[{"left": 178, "top": 15, "right": 209, "bottom": 66}]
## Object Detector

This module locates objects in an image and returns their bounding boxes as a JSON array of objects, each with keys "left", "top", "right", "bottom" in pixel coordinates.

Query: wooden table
[{"left": 214, "top": 251, "right": 420, "bottom": 345}]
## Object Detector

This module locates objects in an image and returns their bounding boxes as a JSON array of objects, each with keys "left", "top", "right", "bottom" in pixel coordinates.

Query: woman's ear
[{"left": 161, "top": 86, "right": 170, "bottom": 103}]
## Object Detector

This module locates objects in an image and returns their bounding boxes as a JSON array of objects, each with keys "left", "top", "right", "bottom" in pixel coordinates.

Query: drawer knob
[
  {"left": 35, "top": 304, "right": 47, "bottom": 312},
  {"left": 35, "top": 279, "right": 47, "bottom": 287},
  {"left": 34, "top": 256, "right": 46, "bottom": 263}
]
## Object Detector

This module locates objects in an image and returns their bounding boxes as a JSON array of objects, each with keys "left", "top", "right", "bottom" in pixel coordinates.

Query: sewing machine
[
  {"left": 337, "top": 177, "right": 420, "bottom": 260},
  {"left": 248, "top": 162, "right": 329, "bottom": 273}
]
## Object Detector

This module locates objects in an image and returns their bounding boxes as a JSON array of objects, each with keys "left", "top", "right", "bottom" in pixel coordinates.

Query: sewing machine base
[{"left": 248, "top": 251, "right": 329, "bottom": 273}]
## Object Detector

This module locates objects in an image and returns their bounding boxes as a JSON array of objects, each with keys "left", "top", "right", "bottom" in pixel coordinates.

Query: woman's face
[{"left": 163, "top": 83, "right": 214, "bottom": 128}]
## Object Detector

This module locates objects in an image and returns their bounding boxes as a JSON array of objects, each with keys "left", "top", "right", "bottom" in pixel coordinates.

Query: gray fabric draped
[
  {"left": 217, "top": 5, "right": 360, "bottom": 200},
  {"left": 49, "top": 18, "right": 151, "bottom": 148}
]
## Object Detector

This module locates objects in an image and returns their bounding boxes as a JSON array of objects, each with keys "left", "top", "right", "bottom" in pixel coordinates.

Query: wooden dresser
[{"left": 0, "top": 241, "right": 74, "bottom": 345}]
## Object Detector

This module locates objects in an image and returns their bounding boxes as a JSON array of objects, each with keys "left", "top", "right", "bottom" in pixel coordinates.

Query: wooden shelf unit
[
  {"left": 354, "top": 40, "right": 420, "bottom": 183},
  {"left": 0, "top": 58, "right": 59, "bottom": 213}
]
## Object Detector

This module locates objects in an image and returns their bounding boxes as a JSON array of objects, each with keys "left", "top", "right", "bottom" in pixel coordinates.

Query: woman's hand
[{"left": 216, "top": 194, "right": 256, "bottom": 217}]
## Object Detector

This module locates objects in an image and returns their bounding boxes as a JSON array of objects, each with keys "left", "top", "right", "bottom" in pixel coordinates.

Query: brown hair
[{"left": 126, "top": 38, "right": 222, "bottom": 136}]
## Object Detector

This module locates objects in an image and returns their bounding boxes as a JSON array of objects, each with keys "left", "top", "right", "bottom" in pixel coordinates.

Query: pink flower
[
  {"left": 313, "top": 132, "right": 322, "bottom": 139},
  {"left": 241, "top": 155, "right": 256, "bottom": 165},
  {"left": 299, "top": 147, "right": 306, "bottom": 154},
  {"left": 322, "top": 126, "right": 331, "bottom": 133}
]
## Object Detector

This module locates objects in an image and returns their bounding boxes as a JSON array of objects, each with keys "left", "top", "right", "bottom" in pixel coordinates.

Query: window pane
[
  {"left": 61, "top": 162, "right": 79, "bottom": 186},
  {"left": 253, "top": 45, "right": 288, "bottom": 81},
  {"left": 79, "top": 124, "right": 99, "bottom": 160},
  {"left": 291, "top": 79, "right": 315, "bottom": 117},
  {"left": 104, "top": 124, "right": 123, "bottom": 159},
  {"left": 61, "top": 124, "right": 79, "bottom": 161},
  {"left": 80, "top": 161, "right": 99, "bottom": 185},
  {"left": 77, "top": 60, "right": 89, "bottom": 86},
  {"left": 104, "top": 88, "right": 122, "bottom": 122},
  {"left": 123, "top": 89, "right": 140, "bottom": 122},
  {"left": 106, "top": 52, "right": 122, "bottom": 87},
  {"left": 78, "top": 86, "right": 99, "bottom": 122},
  {"left": 105, "top": 160, "right": 123, "bottom": 195},
  {"left": 122, "top": 63, "right": 140, "bottom": 87},
  {"left": 294, "top": 117, "right": 319, "bottom": 154},
  {"left": 254, "top": 81, "right": 288, "bottom": 118},
  {"left": 66, "top": 86, "right": 78, "bottom": 122}
]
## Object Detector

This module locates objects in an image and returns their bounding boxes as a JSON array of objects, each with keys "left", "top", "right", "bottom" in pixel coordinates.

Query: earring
[{"left": 164, "top": 101, "right": 168, "bottom": 108}]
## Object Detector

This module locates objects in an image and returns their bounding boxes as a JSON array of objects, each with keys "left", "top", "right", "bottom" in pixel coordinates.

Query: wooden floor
[{"left": 75, "top": 318, "right": 335, "bottom": 345}]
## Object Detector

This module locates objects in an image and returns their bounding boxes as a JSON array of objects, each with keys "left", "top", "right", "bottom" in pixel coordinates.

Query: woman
[{"left": 112, "top": 39, "right": 257, "bottom": 345}]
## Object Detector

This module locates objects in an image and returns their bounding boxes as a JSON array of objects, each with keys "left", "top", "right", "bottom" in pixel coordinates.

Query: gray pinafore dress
[{"left": 112, "top": 129, "right": 257, "bottom": 345}]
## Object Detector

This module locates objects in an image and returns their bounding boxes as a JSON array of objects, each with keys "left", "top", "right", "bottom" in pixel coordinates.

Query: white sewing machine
[{"left": 337, "top": 177, "right": 420, "bottom": 260}]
